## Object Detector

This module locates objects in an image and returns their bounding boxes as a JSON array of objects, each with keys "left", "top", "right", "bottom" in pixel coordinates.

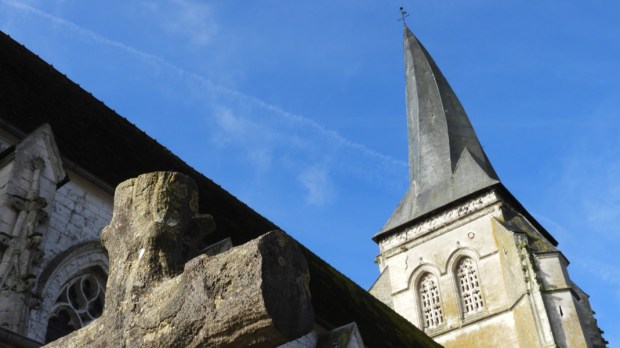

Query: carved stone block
[{"left": 44, "top": 172, "right": 313, "bottom": 347}]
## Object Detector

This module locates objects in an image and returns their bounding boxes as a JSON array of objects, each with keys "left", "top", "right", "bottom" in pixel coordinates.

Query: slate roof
[
  {"left": 374, "top": 26, "right": 556, "bottom": 247},
  {"left": 0, "top": 31, "right": 440, "bottom": 347},
  {"left": 376, "top": 26, "right": 499, "bottom": 239}
]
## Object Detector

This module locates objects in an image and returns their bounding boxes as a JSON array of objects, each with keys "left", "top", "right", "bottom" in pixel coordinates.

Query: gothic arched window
[
  {"left": 418, "top": 273, "right": 444, "bottom": 329},
  {"left": 456, "top": 257, "right": 483, "bottom": 316},
  {"left": 45, "top": 271, "right": 106, "bottom": 343}
]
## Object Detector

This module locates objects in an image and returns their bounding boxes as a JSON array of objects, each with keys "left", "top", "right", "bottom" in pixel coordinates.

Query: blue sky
[{"left": 1, "top": 0, "right": 618, "bottom": 344}]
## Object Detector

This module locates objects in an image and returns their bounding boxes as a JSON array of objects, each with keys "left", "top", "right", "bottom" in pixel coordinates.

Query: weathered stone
[
  {"left": 44, "top": 172, "right": 313, "bottom": 347},
  {"left": 0, "top": 124, "right": 67, "bottom": 335}
]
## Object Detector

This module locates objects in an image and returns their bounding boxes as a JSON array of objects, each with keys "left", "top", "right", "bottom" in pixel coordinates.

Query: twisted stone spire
[{"left": 375, "top": 26, "right": 499, "bottom": 239}]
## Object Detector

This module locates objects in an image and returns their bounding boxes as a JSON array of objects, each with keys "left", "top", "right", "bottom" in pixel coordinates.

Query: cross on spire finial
[{"left": 398, "top": 7, "right": 410, "bottom": 25}]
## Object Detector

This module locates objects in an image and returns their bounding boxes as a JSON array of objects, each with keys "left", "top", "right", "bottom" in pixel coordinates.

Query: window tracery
[
  {"left": 418, "top": 273, "right": 444, "bottom": 329},
  {"left": 456, "top": 257, "right": 483, "bottom": 316},
  {"left": 45, "top": 272, "right": 105, "bottom": 343}
]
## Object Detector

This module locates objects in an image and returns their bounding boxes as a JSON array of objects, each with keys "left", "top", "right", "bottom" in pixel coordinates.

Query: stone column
[{"left": 0, "top": 158, "right": 48, "bottom": 333}]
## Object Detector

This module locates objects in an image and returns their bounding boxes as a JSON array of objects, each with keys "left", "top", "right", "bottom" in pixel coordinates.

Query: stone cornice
[{"left": 379, "top": 190, "right": 501, "bottom": 255}]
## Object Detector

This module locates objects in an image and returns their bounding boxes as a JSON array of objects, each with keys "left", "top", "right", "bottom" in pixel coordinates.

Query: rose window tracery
[{"left": 45, "top": 273, "right": 105, "bottom": 343}]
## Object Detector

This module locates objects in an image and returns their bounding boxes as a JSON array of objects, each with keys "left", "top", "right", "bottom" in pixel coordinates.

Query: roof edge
[
  {"left": 373, "top": 183, "right": 558, "bottom": 246},
  {"left": 373, "top": 184, "right": 501, "bottom": 243}
]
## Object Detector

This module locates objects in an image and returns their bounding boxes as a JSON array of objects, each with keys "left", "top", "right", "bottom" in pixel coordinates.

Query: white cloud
[
  {"left": 576, "top": 259, "right": 620, "bottom": 302},
  {"left": 248, "top": 148, "right": 272, "bottom": 173},
  {"left": 581, "top": 160, "right": 620, "bottom": 236},
  {"left": 0, "top": 0, "right": 408, "bottom": 194},
  {"left": 556, "top": 109, "right": 620, "bottom": 240},
  {"left": 212, "top": 107, "right": 275, "bottom": 172},
  {"left": 298, "top": 166, "right": 334, "bottom": 206},
  {"left": 141, "top": 0, "right": 218, "bottom": 47},
  {"left": 1, "top": 0, "right": 169, "bottom": 66},
  {"left": 542, "top": 100, "right": 620, "bottom": 312},
  {"left": 2, "top": 0, "right": 404, "bottom": 168},
  {"left": 213, "top": 107, "right": 246, "bottom": 141}
]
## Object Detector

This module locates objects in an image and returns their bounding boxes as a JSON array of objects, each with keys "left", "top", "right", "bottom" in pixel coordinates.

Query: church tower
[{"left": 369, "top": 24, "right": 606, "bottom": 347}]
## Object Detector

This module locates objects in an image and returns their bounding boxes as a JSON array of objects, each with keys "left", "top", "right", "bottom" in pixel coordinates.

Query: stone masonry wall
[
  {"left": 27, "top": 175, "right": 112, "bottom": 342},
  {"left": 36, "top": 177, "right": 112, "bottom": 268}
]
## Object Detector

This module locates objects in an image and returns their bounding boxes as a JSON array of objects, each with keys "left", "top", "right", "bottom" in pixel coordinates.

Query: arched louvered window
[
  {"left": 45, "top": 271, "right": 106, "bottom": 343},
  {"left": 418, "top": 273, "right": 444, "bottom": 329},
  {"left": 456, "top": 258, "right": 484, "bottom": 316}
]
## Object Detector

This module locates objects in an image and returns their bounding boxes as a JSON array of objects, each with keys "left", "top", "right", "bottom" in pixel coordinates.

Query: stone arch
[
  {"left": 408, "top": 262, "right": 442, "bottom": 289},
  {"left": 408, "top": 264, "right": 444, "bottom": 330},
  {"left": 446, "top": 248, "right": 485, "bottom": 319},
  {"left": 445, "top": 247, "right": 481, "bottom": 274},
  {"left": 27, "top": 241, "right": 108, "bottom": 343}
]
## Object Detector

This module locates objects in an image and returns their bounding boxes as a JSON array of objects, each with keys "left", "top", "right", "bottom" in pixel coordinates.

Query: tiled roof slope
[{"left": 0, "top": 32, "right": 440, "bottom": 347}]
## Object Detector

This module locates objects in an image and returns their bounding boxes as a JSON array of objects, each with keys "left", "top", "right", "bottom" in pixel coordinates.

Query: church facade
[{"left": 369, "top": 26, "right": 606, "bottom": 348}]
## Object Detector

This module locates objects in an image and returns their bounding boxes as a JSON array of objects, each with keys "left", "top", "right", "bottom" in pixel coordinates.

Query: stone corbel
[
  {"left": 35, "top": 209, "right": 48, "bottom": 226},
  {"left": 27, "top": 293, "right": 42, "bottom": 310},
  {"left": 9, "top": 195, "right": 27, "bottom": 212},
  {"left": 31, "top": 157, "right": 45, "bottom": 172},
  {"left": 0, "top": 232, "right": 11, "bottom": 248},
  {"left": 30, "top": 250, "right": 43, "bottom": 266},
  {"left": 8, "top": 196, "right": 47, "bottom": 213},
  {"left": 17, "top": 274, "right": 36, "bottom": 293},
  {"left": 27, "top": 232, "right": 43, "bottom": 249}
]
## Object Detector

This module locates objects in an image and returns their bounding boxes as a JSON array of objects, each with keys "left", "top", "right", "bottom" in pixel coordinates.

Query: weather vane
[{"left": 398, "top": 6, "right": 410, "bottom": 24}]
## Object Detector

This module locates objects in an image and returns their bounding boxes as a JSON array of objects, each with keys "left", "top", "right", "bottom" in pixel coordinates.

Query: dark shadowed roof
[{"left": 0, "top": 31, "right": 439, "bottom": 347}]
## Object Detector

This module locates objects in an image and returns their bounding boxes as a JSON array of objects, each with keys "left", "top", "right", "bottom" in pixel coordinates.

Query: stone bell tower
[{"left": 369, "top": 24, "right": 606, "bottom": 348}]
